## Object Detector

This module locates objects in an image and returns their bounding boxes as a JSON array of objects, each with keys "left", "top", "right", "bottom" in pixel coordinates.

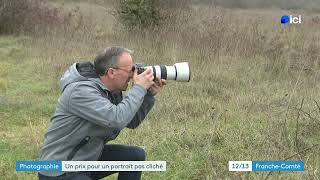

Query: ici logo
[{"left": 281, "top": 15, "right": 302, "bottom": 24}]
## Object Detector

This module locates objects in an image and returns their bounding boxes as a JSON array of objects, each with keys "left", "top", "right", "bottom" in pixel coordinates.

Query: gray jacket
[{"left": 39, "top": 62, "right": 155, "bottom": 176}]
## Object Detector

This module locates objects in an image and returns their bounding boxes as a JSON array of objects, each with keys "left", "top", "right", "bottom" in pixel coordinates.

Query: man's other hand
[{"left": 148, "top": 77, "right": 166, "bottom": 96}]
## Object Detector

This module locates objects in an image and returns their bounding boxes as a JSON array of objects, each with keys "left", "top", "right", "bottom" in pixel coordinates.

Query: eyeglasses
[{"left": 112, "top": 65, "right": 135, "bottom": 74}]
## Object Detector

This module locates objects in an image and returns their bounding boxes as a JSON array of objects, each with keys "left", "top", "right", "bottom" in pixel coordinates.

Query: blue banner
[
  {"left": 16, "top": 161, "right": 62, "bottom": 172},
  {"left": 252, "top": 160, "right": 304, "bottom": 172}
]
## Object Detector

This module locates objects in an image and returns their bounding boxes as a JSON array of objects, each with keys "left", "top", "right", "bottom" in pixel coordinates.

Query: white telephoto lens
[{"left": 174, "top": 62, "right": 190, "bottom": 82}]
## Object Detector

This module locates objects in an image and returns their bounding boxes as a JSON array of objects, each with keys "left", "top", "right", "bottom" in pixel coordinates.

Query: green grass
[{"left": 1, "top": 1, "right": 320, "bottom": 179}]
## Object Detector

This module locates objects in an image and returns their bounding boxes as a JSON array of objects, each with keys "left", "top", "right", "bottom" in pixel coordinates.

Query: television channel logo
[{"left": 281, "top": 15, "right": 302, "bottom": 24}]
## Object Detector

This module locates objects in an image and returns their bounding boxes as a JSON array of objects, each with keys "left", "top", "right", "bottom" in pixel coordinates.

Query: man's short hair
[{"left": 94, "top": 47, "right": 133, "bottom": 76}]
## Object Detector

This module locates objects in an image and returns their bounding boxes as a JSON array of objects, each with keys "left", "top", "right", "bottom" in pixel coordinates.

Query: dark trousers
[{"left": 38, "top": 144, "right": 146, "bottom": 180}]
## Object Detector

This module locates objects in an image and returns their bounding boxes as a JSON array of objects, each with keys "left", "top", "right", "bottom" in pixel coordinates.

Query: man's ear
[{"left": 106, "top": 68, "right": 115, "bottom": 79}]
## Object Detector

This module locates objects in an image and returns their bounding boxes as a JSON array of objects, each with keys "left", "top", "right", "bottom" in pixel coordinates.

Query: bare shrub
[{"left": 0, "top": 0, "right": 66, "bottom": 35}]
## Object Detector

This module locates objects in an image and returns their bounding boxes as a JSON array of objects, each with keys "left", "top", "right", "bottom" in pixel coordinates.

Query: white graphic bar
[
  {"left": 229, "top": 161, "right": 252, "bottom": 171},
  {"left": 62, "top": 161, "right": 166, "bottom": 171}
]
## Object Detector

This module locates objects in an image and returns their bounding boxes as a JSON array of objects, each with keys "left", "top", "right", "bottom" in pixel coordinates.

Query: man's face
[{"left": 112, "top": 52, "right": 135, "bottom": 91}]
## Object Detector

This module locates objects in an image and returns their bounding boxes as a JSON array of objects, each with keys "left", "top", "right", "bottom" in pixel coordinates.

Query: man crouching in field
[{"left": 38, "top": 47, "right": 166, "bottom": 180}]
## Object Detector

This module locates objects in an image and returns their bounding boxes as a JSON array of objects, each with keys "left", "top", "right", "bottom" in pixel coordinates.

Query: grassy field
[{"left": 0, "top": 1, "right": 320, "bottom": 179}]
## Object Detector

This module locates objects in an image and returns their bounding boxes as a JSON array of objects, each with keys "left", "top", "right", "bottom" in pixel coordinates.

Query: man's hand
[
  {"left": 133, "top": 68, "right": 154, "bottom": 90},
  {"left": 148, "top": 77, "right": 166, "bottom": 96}
]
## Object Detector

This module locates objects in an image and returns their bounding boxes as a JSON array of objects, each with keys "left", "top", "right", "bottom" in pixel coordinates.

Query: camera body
[{"left": 135, "top": 62, "right": 191, "bottom": 82}]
